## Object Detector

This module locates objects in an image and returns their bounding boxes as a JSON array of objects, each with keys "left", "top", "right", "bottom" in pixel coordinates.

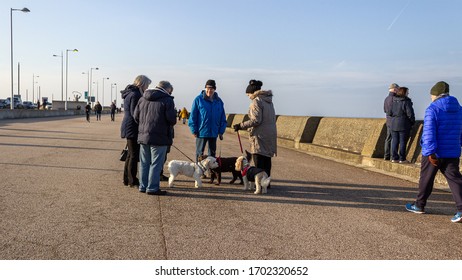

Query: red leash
[{"left": 237, "top": 131, "right": 243, "bottom": 154}]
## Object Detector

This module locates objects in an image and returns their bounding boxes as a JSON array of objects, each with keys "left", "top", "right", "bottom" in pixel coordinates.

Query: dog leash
[
  {"left": 236, "top": 131, "right": 243, "bottom": 154},
  {"left": 172, "top": 144, "right": 195, "bottom": 163}
]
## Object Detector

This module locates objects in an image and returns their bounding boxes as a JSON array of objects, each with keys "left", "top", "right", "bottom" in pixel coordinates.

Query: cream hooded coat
[{"left": 240, "top": 90, "right": 277, "bottom": 157}]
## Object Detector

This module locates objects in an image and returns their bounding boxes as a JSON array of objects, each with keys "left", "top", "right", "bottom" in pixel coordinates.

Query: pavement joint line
[{"left": 157, "top": 197, "right": 168, "bottom": 260}]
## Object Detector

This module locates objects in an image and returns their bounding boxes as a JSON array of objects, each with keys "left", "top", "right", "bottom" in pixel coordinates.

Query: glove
[
  {"left": 219, "top": 134, "right": 223, "bottom": 141},
  {"left": 233, "top": 123, "right": 241, "bottom": 132},
  {"left": 429, "top": 154, "right": 439, "bottom": 167}
]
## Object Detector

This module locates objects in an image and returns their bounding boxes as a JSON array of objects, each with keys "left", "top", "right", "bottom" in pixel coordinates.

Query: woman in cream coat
[{"left": 233, "top": 80, "right": 277, "bottom": 181}]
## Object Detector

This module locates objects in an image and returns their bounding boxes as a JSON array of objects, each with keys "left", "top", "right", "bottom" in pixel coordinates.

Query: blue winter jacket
[
  {"left": 120, "top": 85, "right": 142, "bottom": 139},
  {"left": 188, "top": 91, "right": 227, "bottom": 138},
  {"left": 134, "top": 87, "right": 177, "bottom": 146},
  {"left": 421, "top": 95, "right": 462, "bottom": 158}
]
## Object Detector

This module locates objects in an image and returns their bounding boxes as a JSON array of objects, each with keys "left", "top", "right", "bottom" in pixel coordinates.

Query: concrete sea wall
[{"left": 227, "top": 114, "right": 450, "bottom": 187}]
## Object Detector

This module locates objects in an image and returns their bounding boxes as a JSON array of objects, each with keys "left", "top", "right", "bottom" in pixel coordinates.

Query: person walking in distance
[
  {"left": 94, "top": 101, "right": 103, "bottom": 121},
  {"left": 180, "top": 107, "right": 189, "bottom": 124},
  {"left": 120, "top": 75, "right": 152, "bottom": 188},
  {"left": 134, "top": 81, "right": 177, "bottom": 195},
  {"left": 384, "top": 83, "right": 399, "bottom": 161},
  {"left": 233, "top": 80, "right": 277, "bottom": 187},
  {"left": 405, "top": 81, "right": 462, "bottom": 223},
  {"left": 110, "top": 102, "right": 117, "bottom": 121},
  {"left": 85, "top": 102, "right": 91, "bottom": 122}
]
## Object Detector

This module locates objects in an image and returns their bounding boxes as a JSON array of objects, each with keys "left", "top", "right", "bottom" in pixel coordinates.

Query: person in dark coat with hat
[
  {"left": 233, "top": 80, "right": 277, "bottom": 185},
  {"left": 188, "top": 79, "right": 227, "bottom": 162},
  {"left": 134, "top": 81, "right": 177, "bottom": 195},
  {"left": 405, "top": 81, "right": 462, "bottom": 223},
  {"left": 384, "top": 83, "right": 399, "bottom": 160},
  {"left": 120, "top": 75, "right": 152, "bottom": 188},
  {"left": 387, "top": 86, "right": 415, "bottom": 163}
]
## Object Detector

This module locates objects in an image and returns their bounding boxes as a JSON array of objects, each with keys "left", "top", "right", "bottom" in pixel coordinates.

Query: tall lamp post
[
  {"left": 111, "top": 83, "right": 117, "bottom": 105},
  {"left": 65, "top": 49, "right": 78, "bottom": 110},
  {"left": 32, "top": 74, "right": 39, "bottom": 104},
  {"left": 89, "top": 67, "right": 99, "bottom": 106},
  {"left": 102, "top": 77, "right": 109, "bottom": 106},
  {"left": 10, "top": 7, "right": 30, "bottom": 110},
  {"left": 53, "top": 52, "right": 64, "bottom": 102}
]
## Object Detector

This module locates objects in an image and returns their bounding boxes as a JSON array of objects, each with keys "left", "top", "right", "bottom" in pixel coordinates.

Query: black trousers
[
  {"left": 123, "top": 138, "right": 140, "bottom": 186},
  {"left": 252, "top": 154, "right": 272, "bottom": 177},
  {"left": 416, "top": 156, "right": 462, "bottom": 211}
]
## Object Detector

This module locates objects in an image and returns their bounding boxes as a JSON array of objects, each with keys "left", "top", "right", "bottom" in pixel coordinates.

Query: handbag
[{"left": 119, "top": 145, "right": 128, "bottom": 161}]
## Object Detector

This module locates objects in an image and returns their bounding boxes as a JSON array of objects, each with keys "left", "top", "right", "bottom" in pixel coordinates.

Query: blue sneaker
[
  {"left": 451, "top": 212, "right": 462, "bottom": 223},
  {"left": 405, "top": 203, "right": 425, "bottom": 214}
]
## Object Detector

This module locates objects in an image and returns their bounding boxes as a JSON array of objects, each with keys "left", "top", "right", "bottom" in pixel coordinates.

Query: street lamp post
[
  {"left": 82, "top": 71, "right": 89, "bottom": 100},
  {"left": 65, "top": 49, "right": 78, "bottom": 110},
  {"left": 102, "top": 77, "right": 109, "bottom": 106},
  {"left": 111, "top": 83, "right": 117, "bottom": 105},
  {"left": 32, "top": 74, "right": 39, "bottom": 104},
  {"left": 53, "top": 51, "right": 64, "bottom": 102},
  {"left": 89, "top": 67, "right": 99, "bottom": 106},
  {"left": 10, "top": 7, "right": 30, "bottom": 110},
  {"left": 114, "top": 84, "right": 119, "bottom": 109}
]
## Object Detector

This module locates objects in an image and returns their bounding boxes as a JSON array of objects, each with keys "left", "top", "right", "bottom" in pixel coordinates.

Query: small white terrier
[
  {"left": 168, "top": 156, "right": 219, "bottom": 188},
  {"left": 235, "top": 155, "right": 271, "bottom": 194}
]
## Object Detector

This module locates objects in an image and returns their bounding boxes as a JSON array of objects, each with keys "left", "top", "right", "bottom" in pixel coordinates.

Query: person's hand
[
  {"left": 233, "top": 123, "right": 241, "bottom": 132},
  {"left": 219, "top": 134, "right": 223, "bottom": 141},
  {"left": 429, "top": 154, "right": 439, "bottom": 167},
  {"left": 193, "top": 133, "right": 197, "bottom": 138}
]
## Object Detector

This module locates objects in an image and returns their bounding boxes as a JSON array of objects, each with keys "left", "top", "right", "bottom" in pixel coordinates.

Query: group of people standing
[
  {"left": 84, "top": 101, "right": 118, "bottom": 122},
  {"left": 384, "top": 81, "right": 462, "bottom": 223},
  {"left": 383, "top": 83, "right": 416, "bottom": 163},
  {"left": 120, "top": 76, "right": 277, "bottom": 196}
]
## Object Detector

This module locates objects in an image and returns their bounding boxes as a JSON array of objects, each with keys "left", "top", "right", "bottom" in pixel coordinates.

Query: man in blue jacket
[
  {"left": 406, "top": 81, "right": 462, "bottom": 223},
  {"left": 188, "top": 80, "right": 227, "bottom": 162}
]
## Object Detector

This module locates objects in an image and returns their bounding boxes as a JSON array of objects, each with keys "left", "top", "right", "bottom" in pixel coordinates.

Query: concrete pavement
[{"left": 1, "top": 115, "right": 462, "bottom": 260}]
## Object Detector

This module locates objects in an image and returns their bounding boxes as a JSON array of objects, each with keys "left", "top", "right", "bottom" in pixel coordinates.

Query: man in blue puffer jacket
[
  {"left": 188, "top": 79, "right": 227, "bottom": 162},
  {"left": 406, "top": 81, "right": 462, "bottom": 223}
]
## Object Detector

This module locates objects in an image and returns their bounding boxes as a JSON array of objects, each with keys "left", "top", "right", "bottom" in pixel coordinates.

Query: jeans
[
  {"left": 139, "top": 144, "right": 168, "bottom": 193},
  {"left": 416, "top": 156, "right": 462, "bottom": 211},
  {"left": 195, "top": 137, "right": 217, "bottom": 161},
  {"left": 384, "top": 125, "right": 392, "bottom": 160},
  {"left": 391, "top": 130, "right": 409, "bottom": 161},
  {"left": 123, "top": 138, "right": 140, "bottom": 186}
]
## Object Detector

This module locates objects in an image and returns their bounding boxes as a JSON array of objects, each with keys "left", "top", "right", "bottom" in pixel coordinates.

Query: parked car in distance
[
  {"left": 6, "top": 97, "right": 23, "bottom": 109},
  {"left": 22, "top": 101, "right": 37, "bottom": 109},
  {"left": 0, "top": 99, "right": 8, "bottom": 109}
]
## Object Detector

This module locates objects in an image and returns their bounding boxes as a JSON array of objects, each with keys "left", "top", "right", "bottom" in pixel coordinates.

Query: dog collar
[{"left": 197, "top": 161, "right": 207, "bottom": 173}]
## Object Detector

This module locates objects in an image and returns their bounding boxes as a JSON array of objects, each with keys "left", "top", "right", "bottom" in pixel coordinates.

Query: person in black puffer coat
[
  {"left": 120, "top": 75, "right": 152, "bottom": 187},
  {"left": 387, "top": 86, "right": 415, "bottom": 163},
  {"left": 134, "top": 81, "right": 177, "bottom": 195}
]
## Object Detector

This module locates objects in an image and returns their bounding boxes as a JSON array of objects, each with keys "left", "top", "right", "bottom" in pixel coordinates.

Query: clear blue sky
[{"left": 1, "top": 0, "right": 461, "bottom": 118}]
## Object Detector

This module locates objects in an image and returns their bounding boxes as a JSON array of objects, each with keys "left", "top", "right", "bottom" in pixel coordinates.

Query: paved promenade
[{"left": 1, "top": 115, "right": 461, "bottom": 260}]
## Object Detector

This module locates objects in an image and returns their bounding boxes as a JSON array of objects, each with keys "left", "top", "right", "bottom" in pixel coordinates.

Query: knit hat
[
  {"left": 389, "top": 83, "right": 399, "bottom": 89},
  {"left": 205, "top": 79, "right": 216, "bottom": 89},
  {"left": 431, "top": 81, "right": 449, "bottom": 96},
  {"left": 157, "top": 80, "right": 173, "bottom": 91},
  {"left": 246, "top": 80, "right": 263, "bottom": 94}
]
